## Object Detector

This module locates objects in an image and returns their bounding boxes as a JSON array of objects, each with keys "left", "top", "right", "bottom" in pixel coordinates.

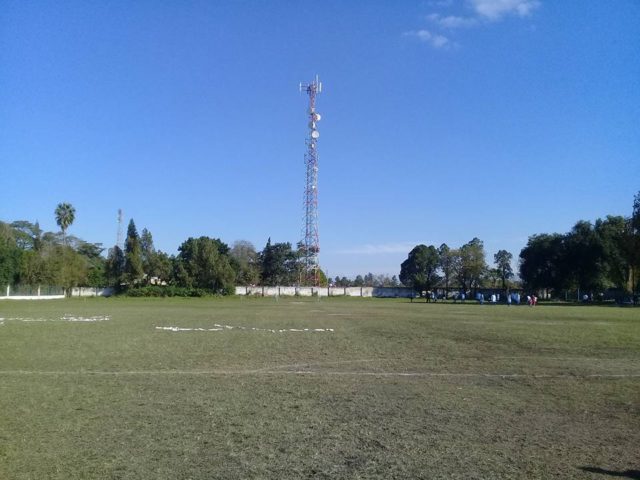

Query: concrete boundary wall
[
  {"left": 0, "top": 295, "right": 65, "bottom": 301},
  {"left": 1, "top": 286, "right": 115, "bottom": 299},
  {"left": 70, "top": 287, "right": 115, "bottom": 297},
  {"left": 235, "top": 286, "right": 414, "bottom": 298}
]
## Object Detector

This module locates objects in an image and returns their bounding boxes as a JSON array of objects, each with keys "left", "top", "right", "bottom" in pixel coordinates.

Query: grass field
[{"left": 0, "top": 297, "right": 638, "bottom": 479}]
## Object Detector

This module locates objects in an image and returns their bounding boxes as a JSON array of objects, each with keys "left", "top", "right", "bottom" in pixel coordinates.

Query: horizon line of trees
[
  {"left": 1, "top": 204, "right": 392, "bottom": 294},
  {"left": 519, "top": 193, "right": 639, "bottom": 297},
  {"left": 2, "top": 191, "right": 638, "bottom": 296},
  {"left": 398, "top": 192, "right": 639, "bottom": 298},
  {"left": 399, "top": 238, "right": 516, "bottom": 295}
]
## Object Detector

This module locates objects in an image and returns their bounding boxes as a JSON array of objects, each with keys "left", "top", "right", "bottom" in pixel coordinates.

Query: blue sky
[{"left": 1, "top": 0, "right": 639, "bottom": 278}]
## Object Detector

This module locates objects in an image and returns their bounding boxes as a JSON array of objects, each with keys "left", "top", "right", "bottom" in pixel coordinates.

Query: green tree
[
  {"left": 150, "top": 251, "right": 173, "bottom": 285},
  {"left": 453, "top": 238, "right": 487, "bottom": 293},
  {"left": 54, "top": 202, "right": 75, "bottom": 245},
  {"left": 493, "top": 250, "right": 514, "bottom": 289},
  {"left": 259, "top": 238, "right": 298, "bottom": 286},
  {"left": 594, "top": 215, "right": 629, "bottom": 291},
  {"left": 47, "top": 245, "right": 87, "bottom": 296},
  {"left": 19, "top": 249, "right": 49, "bottom": 286},
  {"left": 564, "top": 220, "right": 606, "bottom": 293},
  {"left": 364, "top": 272, "right": 375, "bottom": 287},
  {"left": 140, "top": 228, "right": 154, "bottom": 283},
  {"left": 317, "top": 268, "right": 328, "bottom": 287},
  {"left": 176, "top": 237, "right": 235, "bottom": 293},
  {"left": 124, "top": 219, "right": 144, "bottom": 284},
  {"left": 438, "top": 243, "right": 455, "bottom": 292},
  {"left": 483, "top": 268, "right": 501, "bottom": 288},
  {"left": 400, "top": 244, "right": 441, "bottom": 293},
  {"left": 11, "top": 221, "right": 43, "bottom": 250},
  {"left": 74, "top": 241, "right": 106, "bottom": 287},
  {"left": 519, "top": 233, "right": 569, "bottom": 294},
  {"left": 0, "top": 223, "right": 22, "bottom": 287},
  {"left": 629, "top": 192, "right": 640, "bottom": 293},
  {"left": 230, "top": 240, "right": 260, "bottom": 285},
  {"left": 105, "top": 246, "right": 125, "bottom": 286}
]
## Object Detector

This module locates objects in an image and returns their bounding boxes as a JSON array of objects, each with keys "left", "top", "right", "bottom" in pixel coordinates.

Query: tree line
[
  {"left": 2, "top": 204, "right": 355, "bottom": 295},
  {"left": 2, "top": 191, "right": 638, "bottom": 297},
  {"left": 519, "top": 192, "right": 640, "bottom": 298},
  {"left": 398, "top": 191, "right": 640, "bottom": 299},
  {"left": 398, "top": 239, "right": 515, "bottom": 295},
  {"left": 0, "top": 203, "right": 106, "bottom": 294}
]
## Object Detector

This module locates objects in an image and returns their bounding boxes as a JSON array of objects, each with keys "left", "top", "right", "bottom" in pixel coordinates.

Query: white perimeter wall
[
  {"left": 71, "top": 287, "right": 115, "bottom": 297},
  {"left": 0, "top": 295, "right": 65, "bottom": 301},
  {"left": 235, "top": 286, "right": 414, "bottom": 298}
]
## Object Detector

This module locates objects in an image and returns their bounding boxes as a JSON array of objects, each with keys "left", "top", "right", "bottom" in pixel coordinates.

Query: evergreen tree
[
  {"left": 259, "top": 238, "right": 297, "bottom": 286},
  {"left": 124, "top": 219, "right": 144, "bottom": 284},
  {"left": 493, "top": 250, "right": 514, "bottom": 289},
  {"left": 140, "top": 228, "right": 155, "bottom": 283},
  {"left": 106, "top": 246, "right": 126, "bottom": 286}
]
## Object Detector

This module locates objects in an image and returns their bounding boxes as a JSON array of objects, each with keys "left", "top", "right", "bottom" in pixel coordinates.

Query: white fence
[
  {"left": 235, "top": 286, "right": 414, "bottom": 298},
  {"left": 2, "top": 285, "right": 411, "bottom": 299},
  {"left": 0, "top": 285, "right": 114, "bottom": 300},
  {"left": 70, "top": 287, "right": 115, "bottom": 297}
]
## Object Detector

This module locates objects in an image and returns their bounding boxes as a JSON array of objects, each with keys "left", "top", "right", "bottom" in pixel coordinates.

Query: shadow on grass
[{"left": 579, "top": 467, "right": 640, "bottom": 479}]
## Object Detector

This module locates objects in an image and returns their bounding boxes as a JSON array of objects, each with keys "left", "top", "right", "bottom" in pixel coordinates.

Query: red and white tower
[{"left": 299, "top": 75, "right": 322, "bottom": 286}]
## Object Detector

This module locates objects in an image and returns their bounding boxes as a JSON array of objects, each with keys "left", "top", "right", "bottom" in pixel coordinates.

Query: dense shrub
[{"left": 123, "top": 285, "right": 220, "bottom": 297}]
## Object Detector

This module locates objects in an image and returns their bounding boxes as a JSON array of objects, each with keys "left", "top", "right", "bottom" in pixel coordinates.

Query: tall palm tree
[{"left": 55, "top": 202, "right": 76, "bottom": 246}]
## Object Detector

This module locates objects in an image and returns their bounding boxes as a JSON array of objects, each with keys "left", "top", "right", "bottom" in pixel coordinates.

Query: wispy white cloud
[
  {"left": 334, "top": 242, "right": 421, "bottom": 255},
  {"left": 403, "top": 29, "right": 452, "bottom": 49},
  {"left": 407, "top": 0, "right": 540, "bottom": 49},
  {"left": 406, "top": 0, "right": 540, "bottom": 49},
  {"left": 427, "top": 13, "right": 478, "bottom": 29},
  {"left": 468, "top": 0, "right": 540, "bottom": 21}
]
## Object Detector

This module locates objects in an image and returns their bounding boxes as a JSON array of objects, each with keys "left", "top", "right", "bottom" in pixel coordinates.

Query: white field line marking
[
  {"left": 0, "top": 315, "right": 110, "bottom": 323},
  {"left": 155, "top": 324, "right": 334, "bottom": 333},
  {"left": 253, "top": 358, "right": 376, "bottom": 372},
  {"left": 0, "top": 370, "right": 638, "bottom": 379}
]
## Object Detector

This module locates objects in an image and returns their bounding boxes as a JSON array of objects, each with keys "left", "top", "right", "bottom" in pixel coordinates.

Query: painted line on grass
[
  {"left": 155, "top": 324, "right": 334, "bottom": 333},
  {"left": 252, "top": 358, "right": 376, "bottom": 372},
  {"left": 0, "top": 315, "right": 110, "bottom": 324},
  {"left": 0, "top": 370, "right": 638, "bottom": 379}
]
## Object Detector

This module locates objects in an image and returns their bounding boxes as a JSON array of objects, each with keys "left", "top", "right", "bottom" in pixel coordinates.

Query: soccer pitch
[{"left": 1, "top": 297, "right": 638, "bottom": 479}]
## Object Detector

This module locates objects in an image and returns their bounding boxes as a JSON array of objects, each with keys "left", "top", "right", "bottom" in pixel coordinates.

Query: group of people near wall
[
  {"left": 476, "top": 292, "right": 538, "bottom": 305},
  {"left": 413, "top": 290, "right": 539, "bottom": 305}
]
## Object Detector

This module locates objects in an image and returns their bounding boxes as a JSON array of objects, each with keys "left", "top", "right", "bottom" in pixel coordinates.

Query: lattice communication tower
[
  {"left": 116, "top": 209, "right": 124, "bottom": 251},
  {"left": 299, "top": 75, "right": 322, "bottom": 286}
]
